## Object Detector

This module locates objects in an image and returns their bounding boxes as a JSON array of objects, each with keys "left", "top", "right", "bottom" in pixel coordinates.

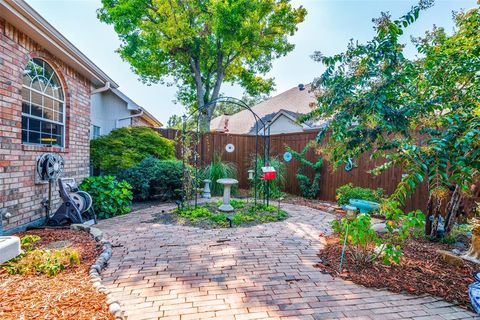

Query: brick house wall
[{"left": 0, "top": 18, "right": 91, "bottom": 233}]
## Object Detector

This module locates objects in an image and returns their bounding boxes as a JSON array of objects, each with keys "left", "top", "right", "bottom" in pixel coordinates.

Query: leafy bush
[
  {"left": 286, "top": 141, "right": 323, "bottom": 199},
  {"left": 90, "top": 127, "right": 176, "bottom": 174},
  {"left": 200, "top": 153, "right": 237, "bottom": 196},
  {"left": 336, "top": 183, "right": 383, "bottom": 206},
  {"left": 120, "top": 157, "right": 183, "bottom": 200},
  {"left": 250, "top": 155, "right": 286, "bottom": 199},
  {"left": 332, "top": 200, "right": 425, "bottom": 266},
  {"left": 3, "top": 235, "right": 80, "bottom": 277},
  {"left": 79, "top": 176, "right": 133, "bottom": 219}
]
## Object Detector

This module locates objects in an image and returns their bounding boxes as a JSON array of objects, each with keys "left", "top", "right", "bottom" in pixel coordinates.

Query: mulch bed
[
  {"left": 316, "top": 235, "right": 477, "bottom": 309},
  {"left": 0, "top": 228, "right": 113, "bottom": 320}
]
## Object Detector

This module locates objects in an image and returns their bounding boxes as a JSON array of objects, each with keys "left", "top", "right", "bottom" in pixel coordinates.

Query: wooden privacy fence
[{"left": 158, "top": 128, "right": 428, "bottom": 212}]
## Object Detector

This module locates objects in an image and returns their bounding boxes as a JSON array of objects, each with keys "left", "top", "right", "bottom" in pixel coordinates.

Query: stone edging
[{"left": 70, "top": 224, "right": 122, "bottom": 319}]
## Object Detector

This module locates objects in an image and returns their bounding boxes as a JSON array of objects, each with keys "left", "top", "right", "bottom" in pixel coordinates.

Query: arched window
[{"left": 21, "top": 58, "right": 65, "bottom": 147}]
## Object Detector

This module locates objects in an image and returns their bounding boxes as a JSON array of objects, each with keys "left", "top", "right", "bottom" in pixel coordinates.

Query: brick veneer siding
[{"left": 0, "top": 18, "right": 91, "bottom": 233}]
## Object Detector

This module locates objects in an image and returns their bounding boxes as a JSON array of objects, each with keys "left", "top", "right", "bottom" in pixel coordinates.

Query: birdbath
[
  {"left": 217, "top": 178, "right": 238, "bottom": 212},
  {"left": 202, "top": 179, "right": 211, "bottom": 199}
]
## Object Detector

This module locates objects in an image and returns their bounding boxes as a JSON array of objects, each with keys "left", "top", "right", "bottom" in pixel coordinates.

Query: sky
[{"left": 26, "top": 0, "right": 476, "bottom": 125}]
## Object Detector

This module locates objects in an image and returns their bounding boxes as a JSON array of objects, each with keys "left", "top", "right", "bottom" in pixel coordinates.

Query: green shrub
[
  {"left": 79, "top": 176, "right": 133, "bottom": 219},
  {"left": 250, "top": 155, "right": 286, "bottom": 199},
  {"left": 3, "top": 235, "right": 80, "bottom": 277},
  {"left": 286, "top": 141, "right": 324, "bottom": 199},
  {"left": 120, "top": 157, "right": 183, "bottom": 200},
  {"left": 90, "top": 127, "right": 175, "bottom": 174},
  {"left": 200, "top": 153, "right": 237, "bottom": 196},
  {"left": 335, "top": 183, "right": 383, "bottom": 206}
]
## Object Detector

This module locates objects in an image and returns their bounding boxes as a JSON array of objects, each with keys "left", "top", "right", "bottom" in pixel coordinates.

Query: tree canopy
[
  {"left": 98, "top": 0, "right": 306, "bottom": 129},
  {"left": 306, "top": 1, "right": 479, "bottom": 234}
]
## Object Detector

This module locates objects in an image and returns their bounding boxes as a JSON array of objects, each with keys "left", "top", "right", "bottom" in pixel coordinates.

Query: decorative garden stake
[{"left": 202, "top": 179, "right": 211, "bottom": 199}]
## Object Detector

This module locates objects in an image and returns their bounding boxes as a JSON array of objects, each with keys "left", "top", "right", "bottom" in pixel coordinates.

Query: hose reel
[{"left": 36, "top": 153, "right": 64, "bottom": 182}]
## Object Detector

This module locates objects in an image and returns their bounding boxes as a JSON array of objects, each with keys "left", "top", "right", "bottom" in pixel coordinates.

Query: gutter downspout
[
  {"left": 91, "top": 81, "right": 111, "bottom": 94},
  {"left": 116, "top": 108, "right": 144, "bottom": 128}
]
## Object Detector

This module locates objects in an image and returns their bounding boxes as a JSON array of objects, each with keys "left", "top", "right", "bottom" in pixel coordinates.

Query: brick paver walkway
[{"left": 97, "top": 203, "right": 477, "bottom": 320}]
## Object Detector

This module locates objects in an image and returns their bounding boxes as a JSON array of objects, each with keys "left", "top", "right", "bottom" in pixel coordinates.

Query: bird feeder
[
  {"left": 247, "top": 169, "right": 254, "bottom": 180},
  {"left": 261, "top": 164, "right": 276, "bottom": 180}
]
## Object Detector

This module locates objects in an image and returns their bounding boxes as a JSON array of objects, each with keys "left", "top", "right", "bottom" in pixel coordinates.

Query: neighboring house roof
[
  {"left": 0, "top": 0, "right": 117, "bottom": 88},
  {"left": 210, "top": 84, "right": 318, "bottom": 134},
  {"left": 109, "top": 88, "right": 163, "bottom": 127}
]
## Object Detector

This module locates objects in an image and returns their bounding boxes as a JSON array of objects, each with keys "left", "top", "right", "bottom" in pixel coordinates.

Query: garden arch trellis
[{"left": 180, "top": 96, "right": 272, "bottom": 208}]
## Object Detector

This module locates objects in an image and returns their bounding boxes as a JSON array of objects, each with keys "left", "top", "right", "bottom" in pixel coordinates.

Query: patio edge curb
[{"left": 70, "top": 224, "right": 123, "bottom": 319}]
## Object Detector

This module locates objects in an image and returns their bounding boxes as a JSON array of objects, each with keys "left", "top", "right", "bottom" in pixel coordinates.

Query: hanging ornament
[
  {"left": 225, "top": 143, "right": 235, "bottom": 153},
  {"left": 283, "top": 152, "right": 292, "bottom": 162},
  {"left": 345, "top": 157, "right": 354, "bottom": 172}
]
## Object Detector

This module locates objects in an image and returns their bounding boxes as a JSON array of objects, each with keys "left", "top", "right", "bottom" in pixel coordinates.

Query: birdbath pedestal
[
  {"left": 217, "top": 178, "right": 238, "bottom": 212},
  {"left": 202, "top": 179, "right": 212, "bottom": 199}
]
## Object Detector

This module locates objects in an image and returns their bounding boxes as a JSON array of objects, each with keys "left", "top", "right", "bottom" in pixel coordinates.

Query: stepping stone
[{"left": 0, "top": 236, "right": 20, "bottom": 264}]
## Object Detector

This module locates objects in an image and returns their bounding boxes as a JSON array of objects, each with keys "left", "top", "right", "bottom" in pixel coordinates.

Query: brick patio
[{"left": 97, "top": 203, "right": 477, "bottom": 320}]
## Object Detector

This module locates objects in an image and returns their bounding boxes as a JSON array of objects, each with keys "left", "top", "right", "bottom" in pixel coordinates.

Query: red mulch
[
  {"left": 0, "top": 228, "right": 113, "bottom": 320},
  {"left": 316, "top": 235, "right": 476, "bottom": 308}
]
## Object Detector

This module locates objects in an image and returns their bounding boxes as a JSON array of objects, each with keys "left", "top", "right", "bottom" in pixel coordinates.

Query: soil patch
[
  {"left": 316, "top": 235, "right": 476, "bottom": 309},
  {"left": 0, "top": 228, "right": 112, "bottom": 320}
]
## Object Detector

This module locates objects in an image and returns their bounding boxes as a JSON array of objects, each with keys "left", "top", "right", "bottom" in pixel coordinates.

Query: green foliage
[
  {"left": 79, "top": 176, "right": 133, "bottom": 219},
  {"left": 120, "top": 157, "right": 183, "bottom": 200},
  {"left": 286, "top": 141, "right": 323, "bottom": 199},
  {"left": 201, "top": 153, "right": 237, "bottom": 196},
  {"left": 98, "top": 0, "right": 306, "bottom": 128},
  {"left": 307, "top": 3, "right": 479, "bottom": 233},
  {"left": 332, "top": 201, "right": 424, "bottom": 266},
  {"left": 90, "top": 127, "right": 175, "bottom": 174},
  {"left": 3, "top": 235, "right": 80, "bottom": 277},
  {"left": 335, "top": 183, "right": 384, "bottom": 206},
  {"left": 250, "top": 155, "right": 286, "bottom": 199},
  {"left": 175, "top": 200, "right": 287, "bottom": 227}
]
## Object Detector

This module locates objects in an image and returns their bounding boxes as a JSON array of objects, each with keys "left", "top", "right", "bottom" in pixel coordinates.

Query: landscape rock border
[{"left": 70, "top": 224, "right": 122, "bottom": 319}]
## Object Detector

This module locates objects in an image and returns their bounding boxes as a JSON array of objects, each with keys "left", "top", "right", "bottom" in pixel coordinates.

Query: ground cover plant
[
  {"left": 80, "top": 175, "right": 133, "bottom": 219},
  {"left": 0, "top": 229, "right": 112, "bottom": 319},
  {"left": 3, "top": 235, "right": 80, "bottom": 277},
  {"left": 145, "top": 199, "right": 287, "bottom": 229}
]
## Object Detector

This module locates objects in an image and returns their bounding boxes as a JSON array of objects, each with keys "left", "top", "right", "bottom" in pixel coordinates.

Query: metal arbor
[{"left": 180, "top": 96, "right": 271, "bottom": 208}]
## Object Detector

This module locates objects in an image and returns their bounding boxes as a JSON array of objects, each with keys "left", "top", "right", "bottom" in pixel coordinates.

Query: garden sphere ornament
[
  {"left": 225, "top": 143, "right": 235, "bottom": 153},
  {"left": 283, "top": 151, "right": 292, "bottom": 162}
]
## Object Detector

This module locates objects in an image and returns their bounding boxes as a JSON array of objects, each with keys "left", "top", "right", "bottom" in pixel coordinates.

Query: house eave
[{"left": 0, "top": 0, "right": 118, "bottom": 88}]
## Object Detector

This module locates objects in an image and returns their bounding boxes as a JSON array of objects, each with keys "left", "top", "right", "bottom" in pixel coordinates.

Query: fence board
[{"left": 158, "top": 128, "right": 431, "bottom": 212}]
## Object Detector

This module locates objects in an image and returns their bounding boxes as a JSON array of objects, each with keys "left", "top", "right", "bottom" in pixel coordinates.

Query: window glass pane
[
  {"left": 31, "top": 78, "right": 43, "bottom": 92},
  {"left": 21, "top": 87, "right": 30, "bottom": 101},
  {"left": 31, "top": 90, "right": 42, "bottom": 106},
  {"left": 31, "top": 104, "right": 42, "bottom": 118},
  {"left": 52, "top": 100, "right": 62, "bottom": 113},
  {"left": 22, "top": 102, "right": 30, "bottom": 114},
  {"left": 41, "top": 122, "right": 52, "bottom": 134},
  {"left": 21, "top": 117, "right": 28, "bottom": 130},
  {"left": 43, "top": 108, "right": 54, "bottom": 121},
  {"left": 51, "top": 124, "right": 62, "bottom": 135},
  {"left": 29, "top": 118, "right": 40, "bottom": 132},
  {"left": 22, "top": 129, "right": 28, "bottom": 143},
  {"left": 29, "top": 131, "right": 40, "bottom": 144}
]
